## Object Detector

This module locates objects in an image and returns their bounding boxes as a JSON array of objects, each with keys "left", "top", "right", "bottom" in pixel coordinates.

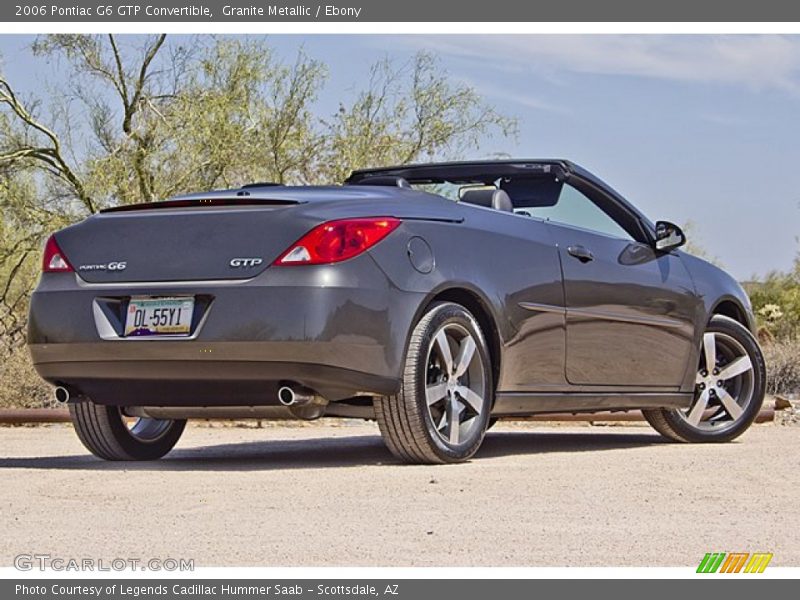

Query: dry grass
[
  {"left": 762, "top": 340, "right": 800, "bottom": 397},
  {"left": 0, "top": 345, "right": 54, "bottom": 409}
]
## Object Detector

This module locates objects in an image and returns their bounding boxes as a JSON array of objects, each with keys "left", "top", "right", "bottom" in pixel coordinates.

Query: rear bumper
[
  {"left": 32, "top": 356, "right": 398, "bottom": 405},
  {"left": 28, "top": 259, "right": 424, "bottom": 404}
]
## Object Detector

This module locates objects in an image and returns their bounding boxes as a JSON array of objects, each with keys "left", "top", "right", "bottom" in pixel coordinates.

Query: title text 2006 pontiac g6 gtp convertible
[{"left": 27, "top": 160, "right": 766, "bottom": 463}]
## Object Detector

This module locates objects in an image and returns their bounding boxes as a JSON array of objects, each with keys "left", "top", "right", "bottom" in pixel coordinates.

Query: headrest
[{"left": 460, "top": 188, "right": 513, "bottom": 212}]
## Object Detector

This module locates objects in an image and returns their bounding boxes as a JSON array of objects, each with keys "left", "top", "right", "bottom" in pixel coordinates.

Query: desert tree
[{"left": 321, "top": 52, "right": 517, "bottom": 182}]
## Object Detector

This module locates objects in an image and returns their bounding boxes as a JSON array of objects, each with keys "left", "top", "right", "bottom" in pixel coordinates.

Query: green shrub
[{"left": 746, "top": 257, "right": 800, "bottom": 341}]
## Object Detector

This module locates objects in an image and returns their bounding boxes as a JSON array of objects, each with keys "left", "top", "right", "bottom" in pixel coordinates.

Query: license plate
[{"left": 124, "top": 297, "right": 195, "bottom": 337}]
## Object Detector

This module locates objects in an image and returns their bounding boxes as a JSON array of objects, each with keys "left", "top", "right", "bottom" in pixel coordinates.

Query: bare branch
[
  {"left": 124, "top": 34, "right": 166, "bottom": 134},
  {"left": 107, "top": 34, "right": 130, "bottom": 106},
  {"left": 0, "top": 76, "right": 95, "bottom": 213}
]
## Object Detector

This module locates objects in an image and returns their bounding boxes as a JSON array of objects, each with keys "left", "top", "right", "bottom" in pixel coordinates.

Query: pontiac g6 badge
[
  {"left": 229, "top": 258, "right": 263, "bottom": 268},
  {"left": 78, "top": 261, "right": 127, "bottom": 271}
]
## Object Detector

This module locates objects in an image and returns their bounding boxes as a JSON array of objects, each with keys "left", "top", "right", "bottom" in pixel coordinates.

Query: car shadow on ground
[{"left": 0, "top": 429, "right": 669, "bottom": 472}]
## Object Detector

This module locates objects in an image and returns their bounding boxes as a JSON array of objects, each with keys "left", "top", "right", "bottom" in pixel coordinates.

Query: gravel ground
[{"left": 1, "top": 421, "right": 798, "bottom": 567}]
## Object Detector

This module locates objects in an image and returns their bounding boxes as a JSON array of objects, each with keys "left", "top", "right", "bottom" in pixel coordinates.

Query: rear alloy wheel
[
  {"left": 69, "top": 398, "right": 186, "bottom": 461},
  {"left": 643, "top": 315, "right": 766, "bottom": 443},
  {"left": 375, "top": 302, "right": 493, "bottom": 463}
]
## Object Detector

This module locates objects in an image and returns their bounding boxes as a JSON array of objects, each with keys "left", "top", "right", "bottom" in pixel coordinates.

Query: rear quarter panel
[{"left": 367, "top": 202, "right": 568, "bottom": 390}]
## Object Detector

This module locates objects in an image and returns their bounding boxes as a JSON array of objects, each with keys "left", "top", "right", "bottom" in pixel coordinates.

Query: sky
[{"left": 1, "top": 34, "right": 798, "bottom": 280}]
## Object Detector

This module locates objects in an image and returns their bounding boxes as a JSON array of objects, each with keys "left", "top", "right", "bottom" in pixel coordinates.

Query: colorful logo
[{"left": 697, "top": 552, "right": 773, "bottom": 573}]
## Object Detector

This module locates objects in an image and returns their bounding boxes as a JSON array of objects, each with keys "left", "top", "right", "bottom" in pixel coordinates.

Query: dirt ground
[{"left": 1, "top": 421, "right": 798, "bottom": 567}]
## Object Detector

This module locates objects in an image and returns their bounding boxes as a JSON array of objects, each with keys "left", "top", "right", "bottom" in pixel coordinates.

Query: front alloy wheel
[
  {"left": 375, "top": 302, "right": 493, "bottom": 463},
  {"left": 644, "top": 315, "right": 766, "bottom": 443}
]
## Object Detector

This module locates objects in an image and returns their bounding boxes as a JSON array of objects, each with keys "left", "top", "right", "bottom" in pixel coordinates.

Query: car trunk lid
[{"left": 56, "top": 199, "right": 316, "bottom": 283}]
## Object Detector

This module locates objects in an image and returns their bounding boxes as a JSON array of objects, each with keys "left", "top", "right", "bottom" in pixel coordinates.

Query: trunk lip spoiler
[{"left": 100, "top": 197, "right": 303, "bottom": 214}]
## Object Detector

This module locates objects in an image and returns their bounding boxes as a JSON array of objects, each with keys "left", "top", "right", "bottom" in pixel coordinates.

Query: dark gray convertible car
[{"left": 28, "top": 160, "right": 766, "bottom": 463}]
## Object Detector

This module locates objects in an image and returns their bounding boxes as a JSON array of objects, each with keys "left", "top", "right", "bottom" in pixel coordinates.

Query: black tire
[
  {"left": 375, "top": 302, "right": 494, "bottom": 464},
  {"left": 643, "top": 315, "right": 766, "bottom": 443},
  {"left": 69, "top": 398, "right": 186, "bottom": 461}
]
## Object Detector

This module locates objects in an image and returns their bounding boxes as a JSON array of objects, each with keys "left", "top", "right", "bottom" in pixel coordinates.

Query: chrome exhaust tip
[
  {"left": 277, "top": 386, "right": 295, "bottom": 406},
  {"left": 277, "top": 385, "right": 320, "bottom": 407},
  {"left": 54, "top": 386, "right": 71, "bottom": 404}
]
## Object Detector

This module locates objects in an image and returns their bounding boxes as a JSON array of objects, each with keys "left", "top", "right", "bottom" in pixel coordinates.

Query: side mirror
[{"left": 654, "top": 220, "right": 686, "bottom": 252}]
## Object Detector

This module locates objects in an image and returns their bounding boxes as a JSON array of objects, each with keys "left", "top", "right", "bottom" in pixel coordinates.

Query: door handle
[{"left": 567, "top": 245, "right": 594, "bottom": 263}]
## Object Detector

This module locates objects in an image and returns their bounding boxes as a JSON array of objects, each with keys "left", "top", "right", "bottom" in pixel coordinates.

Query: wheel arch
[
  {"left": 410, "top": 285, "right": 503, "bottom": 391},
  {"left": 710, "top": 297, "right": 753, "bottom": 331}
]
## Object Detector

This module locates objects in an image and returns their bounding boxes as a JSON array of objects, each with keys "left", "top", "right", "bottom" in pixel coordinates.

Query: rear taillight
[
  {"left": 274, "top": 217, "right": 401, "bottom": 266},
  {"left": 42, "top": 235, "right": 73, "bottom": 273}
]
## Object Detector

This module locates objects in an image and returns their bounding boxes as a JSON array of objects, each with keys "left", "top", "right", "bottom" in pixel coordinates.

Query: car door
[{"left": 538, "top": 180, "right": 698, "bottom": 387}]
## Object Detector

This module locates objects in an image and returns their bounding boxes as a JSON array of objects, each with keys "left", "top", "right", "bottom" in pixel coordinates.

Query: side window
[{"left": 527, "top": 183, "right": 634, "bottom": 240}]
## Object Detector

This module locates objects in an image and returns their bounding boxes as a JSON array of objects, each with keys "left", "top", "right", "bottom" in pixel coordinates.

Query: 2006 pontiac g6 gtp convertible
[{"left": 28, "top": 160, "right": 766, "bottom": 463}]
